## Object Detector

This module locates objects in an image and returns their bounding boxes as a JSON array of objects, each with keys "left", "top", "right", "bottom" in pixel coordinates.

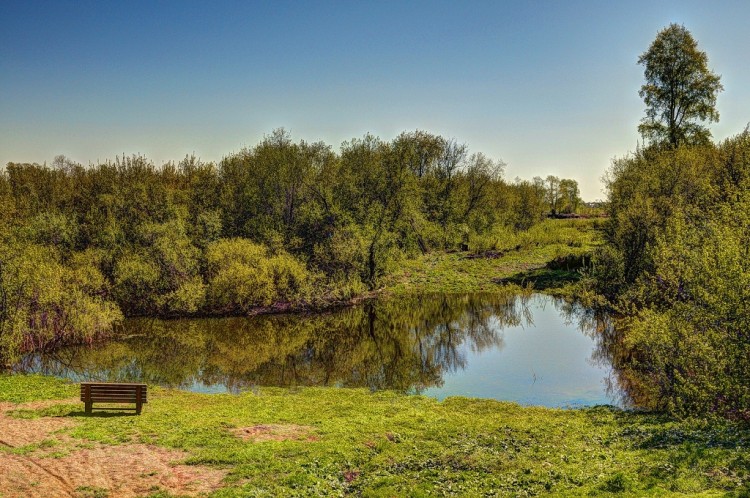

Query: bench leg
[
  {"left": 85, "top": 401, "right": 92, "bottom": 414},
  {"left": 135, "top": 386, "right": 144, "bottom": 415}
]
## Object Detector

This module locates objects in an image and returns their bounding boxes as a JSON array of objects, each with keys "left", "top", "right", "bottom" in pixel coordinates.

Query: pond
[{"left": 16, "top": 293, "right": 631, "bottom": 408}]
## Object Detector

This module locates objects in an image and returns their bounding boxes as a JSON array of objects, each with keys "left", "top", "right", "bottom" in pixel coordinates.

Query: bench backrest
[{"left": 80, "top": 382, "right": 148, "bottom": 404}]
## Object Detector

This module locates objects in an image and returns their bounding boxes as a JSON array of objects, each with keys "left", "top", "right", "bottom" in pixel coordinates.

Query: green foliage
[
  {"left": 603, "top": 143, "right": 717, "bottom": 288},
  {"left": 621, "top": 206, "right": 750, "bottom": 418},
  {"left": 269, "top": 252, "right": 312, "bottom": 300},
  {"left": 205, "top": 238, "right": 311, "bottom": 312},
  {"left": 506, "top": 178, "right": 547, "bottom": 230},
  {"left": 638, "top": 24, "right": 723, "bottom": 147},
  {"left": 558, "top": 178, "right": 581, "bottom": 214},
  {"left": 192, "top": 209, "right": 223, "bottom": 249},
  {"left": 311, "top": 224, "right": 367, "bottom": 280},
  {"left": 113, "top": 251, "right": 161, "bottom": 314},
  {"left": 600, "top": 128, "right": 750, "bottom": 418},
  {"left": 23, "top": 211, "right": 79, "bottom": 253},
  {"left": 206, "top": 239, "right": 276, "bottom": 311},
  {"left": 1, "top": 128, "right": 588, "bottom": 359},
  {"left": 0, "top": 242, "right": 122, "bottom": 366},
  {"left": 598, "top": 24, "right": 743, "bottom": 417},
  {"left": 163, "top": 276, "right": 207, "bottom": 315}
]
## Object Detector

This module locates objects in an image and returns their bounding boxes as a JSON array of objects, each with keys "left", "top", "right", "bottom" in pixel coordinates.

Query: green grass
[
  {"left": 0, "top": 373, "right": 77, "bottom": 402},
  {"left": 3, "top": 374, "right": 749, "bottom": 496},
  {"left": 385, "top": 219, "right": 603, "bottom": 295}
]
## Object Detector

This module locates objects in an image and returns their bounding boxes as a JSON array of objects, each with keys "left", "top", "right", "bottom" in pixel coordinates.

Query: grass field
[{"left": 1, "top": 375, "right": 748, "bottom": 497}]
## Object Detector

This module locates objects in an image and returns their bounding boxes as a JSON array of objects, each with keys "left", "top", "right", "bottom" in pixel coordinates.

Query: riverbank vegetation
[
  {"left": 593, "top": 129, "right": 750, "bottom": 420},
  {"left": 385, "top": 218, "right": 602, "bottom": 294},
  {"left": 0, "top": 130, "right": 587, "bottom": 366},
  {"left": 589, "top": 24, "right": 749, "bottom": 420},
  {"left": 2, "top": 374, "right": 749, "bottom": 497}
]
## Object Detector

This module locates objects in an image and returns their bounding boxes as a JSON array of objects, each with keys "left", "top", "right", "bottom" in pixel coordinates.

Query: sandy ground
[{"left": 0, "top": 400, "right": 226, "bottom": 498}]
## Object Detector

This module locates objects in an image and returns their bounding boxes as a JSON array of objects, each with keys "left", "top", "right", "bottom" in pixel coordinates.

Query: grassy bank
[
  {"left": 1, "top": 374, "right": 748, "bottom": 497},
  {"left": 384, "top": 218, "right": 602, "bottom": 295}
]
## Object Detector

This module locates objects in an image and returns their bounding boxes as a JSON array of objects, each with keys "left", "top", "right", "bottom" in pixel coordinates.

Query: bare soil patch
[
  {"left": 232, "top": 423, "right": 318, "bottom": 442},
  {"left": 0, "top": 401, "right": 226, "bottom": 497},
  {"left": 0, "top": 444, "right": 226, "bottom": 498},
  {"left": 0, "top": 399, "right": 77, "bottom": 448}
]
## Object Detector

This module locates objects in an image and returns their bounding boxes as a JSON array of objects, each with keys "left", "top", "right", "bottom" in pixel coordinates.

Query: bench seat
[{"left": 80, "top": 382, "right": 148, "bottom": 414}]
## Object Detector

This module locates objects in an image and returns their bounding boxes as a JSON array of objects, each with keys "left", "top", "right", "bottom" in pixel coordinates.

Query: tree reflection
[
  {"left": 19, "top": 293, "right": 529, "bottom": 394},
  {"left": 552, "top": 299, "right": 639, "bottom": 408}
]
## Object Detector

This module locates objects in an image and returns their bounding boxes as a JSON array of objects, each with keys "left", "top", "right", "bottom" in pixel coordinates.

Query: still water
[{"left": 18, "top": 293, "right": 628, "bottom": 408}]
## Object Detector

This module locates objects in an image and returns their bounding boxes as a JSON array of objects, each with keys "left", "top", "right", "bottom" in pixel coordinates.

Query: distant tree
[
  {"left": 544, "top": 175, "right": 561, "bottom": 214},
  {"left": 431, "top": 139, "right": 468, "bottom": 244},
  {"left": 510, "top": 178, "right": 547, "bottom": 230},
  {"left": 461, "top": 152, "right": 504, "bottom": 221},
  {"left": 638, "top": 24, "right": 723, "bottom": 147},
  {"left": 558, "top": 179, "right": 580, "bottom": 214},
  {"left": 392, "top": 130, "right": 444, "bottom": 178}
]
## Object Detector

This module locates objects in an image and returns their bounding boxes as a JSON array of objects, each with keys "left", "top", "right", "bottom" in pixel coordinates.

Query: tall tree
[
  {"left": 544, "top": 175, "right": 561, "bottom": 215},
  {"left": 638, "top": 24, "right": 723, "bottom": 147},
  {"left": 558, "top": 178, "right": 580, "bottom": 214}
]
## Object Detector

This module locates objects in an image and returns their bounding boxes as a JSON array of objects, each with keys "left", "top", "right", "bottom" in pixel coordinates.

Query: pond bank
[{"left": 1, "top": 374, "right": 747, "bottom": 497}]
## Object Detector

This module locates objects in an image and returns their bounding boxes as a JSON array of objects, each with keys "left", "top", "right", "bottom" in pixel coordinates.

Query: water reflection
[
  {"left": 17, "top": 293, "right": 634, "bottom": 407},
  {"left": 545, "top": 299, "right": 634, "bottom": 408}
]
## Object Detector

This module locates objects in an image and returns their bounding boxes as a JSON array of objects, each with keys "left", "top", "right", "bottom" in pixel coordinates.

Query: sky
[{"left": 1, "top": 1, "right": 748, "bottom": 201}]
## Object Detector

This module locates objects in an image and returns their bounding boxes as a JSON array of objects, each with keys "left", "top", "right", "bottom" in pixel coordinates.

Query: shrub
[
  {"left": 0, "top": 243, "right": 122, "bottom": 366},
  {"left": 205, "top": 238, "right": 312, "bottom": 313},
  {"left": 113, "top": 251, "right": 160, "bottom": 314}
]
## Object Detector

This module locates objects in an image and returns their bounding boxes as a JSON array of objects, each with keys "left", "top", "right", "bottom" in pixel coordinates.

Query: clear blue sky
[{"left": 1, "top": 0, "right": 748, "bottom": 200}]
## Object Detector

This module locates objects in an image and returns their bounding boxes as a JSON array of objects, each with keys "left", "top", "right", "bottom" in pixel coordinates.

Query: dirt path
[{"left": 0, "top": 401, "right": 226, "bottom": 498}]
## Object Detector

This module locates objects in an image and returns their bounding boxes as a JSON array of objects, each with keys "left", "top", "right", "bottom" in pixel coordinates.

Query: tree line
[{"left": 0, "top": 129, "right": 582, "bottom": 366}]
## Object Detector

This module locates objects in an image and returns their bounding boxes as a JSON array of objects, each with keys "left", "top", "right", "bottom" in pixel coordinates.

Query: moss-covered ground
[{"left": 1, "top": 375, "right": 749, "bottom": 497}]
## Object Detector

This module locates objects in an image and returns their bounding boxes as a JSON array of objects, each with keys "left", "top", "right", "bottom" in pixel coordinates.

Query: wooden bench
[{"left": 80, "top": 382, "right": 147, "bottom": 415}]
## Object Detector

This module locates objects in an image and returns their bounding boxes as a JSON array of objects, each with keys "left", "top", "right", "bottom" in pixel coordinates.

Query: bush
[
  {"left": 161, "top": 276, "right": 206, "bottom": 314},
  {"left": 599, "top": 130, "right": 750, "bottom": 418},
  {"left": 269, "top": 253, "right": 311, "bottom": 301},
  {"left": 113, "top": 251, "right": 161, "bottom": 314},
  {"left": 208, "top": 261, "right": 275, "bottom": 312},
  {"left": 0, "top": 243, "right": 122, "bottom": 366},
  {"left": 205, "top": 238, "right": 312, "bottom": 313}
]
